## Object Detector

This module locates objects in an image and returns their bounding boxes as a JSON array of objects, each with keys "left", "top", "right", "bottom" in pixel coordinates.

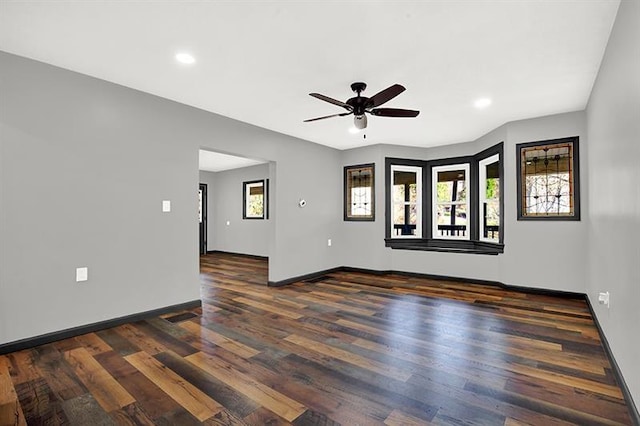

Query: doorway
[{"left": 199, "top": 183, "right": 207, "bottom": 255}]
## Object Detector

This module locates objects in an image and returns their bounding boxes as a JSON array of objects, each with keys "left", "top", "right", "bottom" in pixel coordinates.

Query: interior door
[{"left": 199, "top": 184, "right": 207, "bottom": 255}]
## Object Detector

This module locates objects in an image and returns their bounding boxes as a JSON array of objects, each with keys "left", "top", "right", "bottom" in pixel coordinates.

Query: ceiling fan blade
[
  {"left": 370, "top": 108, "right": 420, "bottom": 118},
  {"left": 365, "top": 84, "right": 406, "bottom": 108},
  {"left": 303, "top": 112, "right": 352, "bottom": 122},
  {"left": 309, "top": 93, "right": 352, "bottom": 110}
]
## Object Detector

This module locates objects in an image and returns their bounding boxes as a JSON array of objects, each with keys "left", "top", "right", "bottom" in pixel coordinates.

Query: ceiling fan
[{"left": 304, "top": 82, "right": 419, "bottom": 130}]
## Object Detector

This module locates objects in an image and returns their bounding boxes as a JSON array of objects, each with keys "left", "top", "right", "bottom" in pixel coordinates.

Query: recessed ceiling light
[
  {"left": 349, "top": 127, "right": 361, "bottom": 134},
  {"left": 175, "top": 52, "right": 196, "bottom": 65},
  {"left": 474, "top": 98, "right": 492, "bottom": 109}
]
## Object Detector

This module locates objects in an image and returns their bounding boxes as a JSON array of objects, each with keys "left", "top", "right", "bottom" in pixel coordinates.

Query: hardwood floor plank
[
  {"left": 154, "top": 350, "right": 259, "bottom": 418},
  {"left": 0, "top": 356, "right": 18, "bottom": 406},
  {"left": 284, "top": 334, "right": 413, "bottom": 382},
  {"left": 295, "top": 294, "right": 377, "bottom": 316},
  {"left": 186, "top": 351, "right": 307, "bottom": 422},
  {"left": 131, "top": 320, "right": 198, "bottom": 357},
  {"left": 180, "top": 320, "right": 260, "bottom": 359},
  {"left": 202, "top": 409, "right": 250, "bottom": 426},
  {"left": 60, "top": 393, "right": 117, "bottom": 426},
  {"left": 14, "top": 377, "right": 68, "bottom": 425},
  {"left": 0, "top": 357, "right": 26, "bottom": 426},
  {"left": 95, "top": 328, "right": 141, "bottom": 356},
  {"left": 124, "top": 351, "right": 223, "bottom": 422},
  {"left": 232, "top": 296, "right": 303, "bottom": 319},
  {"left": 0, "top": 400, "right": 26, "bottom": 426},
  {"left": 116, "top": 323, "right": 169, "bottom": 355},
  {"left": 33, "top": 344, "right": 87, "bottom": 401},
  {"left": 243, "top": 407, "right": 292, "bottom": 426},
  {"left": 385, "top": 408, "right": 433, "bottom": 426},
  {"left": 64, "top": 347, "right": 135, "bottom": 412},
  {"left": 4, "top": 351, "right": 39, "bottom": 385},
  {"left": 74, "top": 333, "right": 112, "bottom": 356},
  {"left": 94, "top": 350, "right": 183, "bottom": 420}
]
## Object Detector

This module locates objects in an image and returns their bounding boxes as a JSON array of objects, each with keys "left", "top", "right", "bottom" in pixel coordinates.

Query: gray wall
[
  {"left": 0, "top": 51, "right": 342, "bottom": 344},
  {"left": 338, "top": 111, "right": 587, "bottom": 293},
  {"left": 200, "top": 163, "right": 271, "bottom": 257},
  {"left": 586, "top": 0, "right": 639, "bottom": 408}
]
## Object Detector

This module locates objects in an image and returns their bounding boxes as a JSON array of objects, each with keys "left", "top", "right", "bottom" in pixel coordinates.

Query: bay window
[{"left": 385, "top": 142, "right": 503, "bottom": 254}]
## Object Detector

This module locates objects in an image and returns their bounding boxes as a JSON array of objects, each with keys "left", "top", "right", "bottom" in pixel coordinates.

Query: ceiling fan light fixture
[{"left": 354, "top": 114, "right": 367, "bottom": 130}]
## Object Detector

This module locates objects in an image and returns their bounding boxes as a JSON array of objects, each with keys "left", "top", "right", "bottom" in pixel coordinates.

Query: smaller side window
[
  {"left": 390, "top": 165, "right": 422, "bottom": 238},
  {"left": 516, "top": 137, "right": 580, "bottom": 220},
  {"left": 432, "top": 164, "right": 470, "bottom": 240},
  {"left": 243, "top": 180, "right": 266, "bottom": 219},
  {"left": 344, "top": 164, "right": 375, "bottom": 221}
]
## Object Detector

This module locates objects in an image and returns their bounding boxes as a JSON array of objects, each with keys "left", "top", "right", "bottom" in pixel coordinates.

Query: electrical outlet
[
  {"left": 327, "top": 238, "right": 332, "bottom": 247},
  {"left": 226, "top": 221, "right": 230, "bottom": 226},
  {"left": 162, "top": 200, "right": 171, "bottom": 212},
  {"left": 598, "top": 291, "right": 610, "bottom": 308},
  {"left": 76, "top": 267, "right": 88, "bottom": 282}
]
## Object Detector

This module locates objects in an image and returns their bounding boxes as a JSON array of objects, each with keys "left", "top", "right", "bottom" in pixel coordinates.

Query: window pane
[
  {"left": 393, "top": 203, "right": 417, "bottom": 235},
  {"left": 393, "top": 171, "right": 417, "bottom": 202},
  {"left": 350, "top": 187, "right": 372, "bottom": 216},
  {"left": 393, "top": 203, "right": 405, "bottom": 226},
  {"left": 436, "top": 205, "right": 467, "bottom": 226},
  {"left": 485, "top": 200, "right": 500, "bottom": 227},
  {"left": 437, "top": 170, "right": 466, "bottom": 202},
  {"left": 479, "top": 153, "right": 501, "bottom": 243},
  {"left": 393, "top": 184, "right": 405, "bottom": 203},
  {"left": 436, "top": 204, "right": 467, "bottom": 237},
  {"left": 485, "top": 161, "right": 500, "bottom": 200}
]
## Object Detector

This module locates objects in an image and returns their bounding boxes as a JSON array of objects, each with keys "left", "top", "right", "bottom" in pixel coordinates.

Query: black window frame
[
  {"left": 344, "top": 163, "right": 375, "bottom": 222},
  {"left": 384, "top": 142, "right": 504, "bottom": 255},
  {"left": 242, "top": 179, "right": 267, "bottom": 220},
  {"left": 516, "top": 136, "right": 580, "bottom": 221}
]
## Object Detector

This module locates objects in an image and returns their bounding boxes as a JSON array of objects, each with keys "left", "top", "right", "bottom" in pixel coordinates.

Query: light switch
[
  {"left": 162, "top": 200, "right": 171, "bottom": 212},
  {"left": 76, "top": 267, "right": 88, "bottom": 282},
  {"left": 226, "top": 221, "right": 230, "bottom": 226}
]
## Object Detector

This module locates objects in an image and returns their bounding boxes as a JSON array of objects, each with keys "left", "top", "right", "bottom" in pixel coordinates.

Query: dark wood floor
[{"left": 0, "top": 252, "right": 634, "bottom": 425}]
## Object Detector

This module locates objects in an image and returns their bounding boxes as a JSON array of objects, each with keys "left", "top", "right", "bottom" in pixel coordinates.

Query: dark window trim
[
  {"left": 266, "top": 178, "right": 270, "bottom": 220},
  {"left": 384, "top": 143, "right": 504, "bottom": 255},
  {"left": 475, "top": 142, "right": 504, "bottom": 244},
  {"left": 516, "top": 136, "right": 580, "bottom": 221},
  {"left": 385, "top": 158, "right": 427, "bottom": 239},
  {"left": 344, "top": 163, "right": 375, "bottom": 222},
  {"left": 242, "top": 179, "right": 267, "bottom": 220},
  {"left": 425, "top": 155, "right": 475, "bottom": 240}
]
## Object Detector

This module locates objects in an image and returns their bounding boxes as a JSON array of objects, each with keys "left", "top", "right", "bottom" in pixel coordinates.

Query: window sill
[{"left": 384, "top": 238, "right": 504, "bottom": 255}]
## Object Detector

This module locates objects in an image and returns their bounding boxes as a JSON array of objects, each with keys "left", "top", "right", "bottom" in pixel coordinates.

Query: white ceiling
[
  {"left": 0, "top": 1, "right": 620, "bottom": 150},
  {"left": 199, "top": 150, "right": 266, "bottom": 173}
]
